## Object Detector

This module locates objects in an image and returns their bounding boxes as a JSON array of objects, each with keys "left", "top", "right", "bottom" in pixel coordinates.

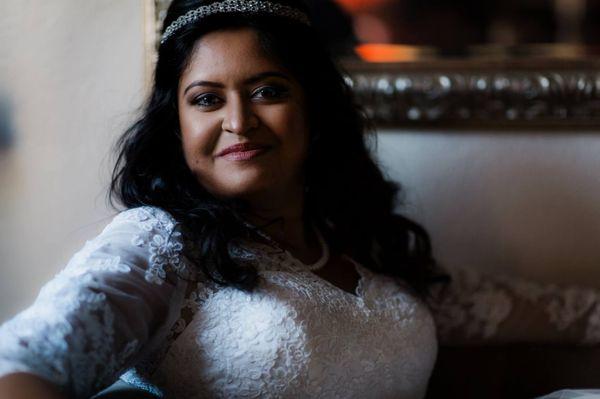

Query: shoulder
[
  {"left": 101, "top": 206, "right": 183, "bottom": 248},
  {"left": 110, "top": 206, "right": 179, "bottom": 233},
  {"left": 74, "top": 206, "right": 193, "bottom": 284}
]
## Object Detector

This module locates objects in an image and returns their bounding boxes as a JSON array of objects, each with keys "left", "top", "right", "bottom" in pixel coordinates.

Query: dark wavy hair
[{"left": 109, "top": 0, "right": 445, "bottom": 297}]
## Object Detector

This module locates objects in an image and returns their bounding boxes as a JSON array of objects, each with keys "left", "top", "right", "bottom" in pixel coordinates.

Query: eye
[
  {"left": 192, "top": 93, "right": 222, "bottom": 108},
  {"left": 252, "top": 85, "right": 289, "bottom": 100}
]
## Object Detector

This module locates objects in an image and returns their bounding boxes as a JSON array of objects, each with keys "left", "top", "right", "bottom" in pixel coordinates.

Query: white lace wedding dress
[{"left": 0, "top": 206, "right": 598, "bottom": 398}]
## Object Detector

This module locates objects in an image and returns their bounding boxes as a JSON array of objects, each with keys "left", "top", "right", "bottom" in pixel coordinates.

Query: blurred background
[
  {"left": 1, "top": 0, "right": 600, "bottom": 322},
  {"left": 311, "top": 0, "right": 600, "bottom": 60},
  {"left": 0, "top": 1, "right": 148, "bottom": 321}
]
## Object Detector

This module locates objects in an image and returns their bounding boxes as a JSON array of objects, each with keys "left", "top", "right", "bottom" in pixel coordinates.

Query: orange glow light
[
  {"left": 333, "top": 0, "right": 392, "bottom": 13},
  {"left": 355, "top": 44, "right": 427, "bottom": 62}
]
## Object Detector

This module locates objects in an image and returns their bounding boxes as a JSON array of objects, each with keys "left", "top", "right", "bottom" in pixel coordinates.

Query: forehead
[{"left": 180, "top": 27, "right": 286, "bottom": 84}]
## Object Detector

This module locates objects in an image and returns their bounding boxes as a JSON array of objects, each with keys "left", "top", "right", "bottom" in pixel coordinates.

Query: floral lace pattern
[
  {"left": 0, "top": 206, "right": 191, "bottom": 398},
  {"left": 152, "top": 266, "right": 437, "bottom": 399},
  {"left": 429, "top": 266, "right": 600, "bottom": 344},
  {"left": 2, "top": 205, "right": 600, "bottom": 398}
]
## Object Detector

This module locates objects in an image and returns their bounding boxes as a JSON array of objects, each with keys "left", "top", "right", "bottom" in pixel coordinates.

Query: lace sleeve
[
  {"left": 428, "top": 266, "right": 600, "bottom": 346},
  {"left": 0, "top": 206, "right": 194, "bottom": 398}
]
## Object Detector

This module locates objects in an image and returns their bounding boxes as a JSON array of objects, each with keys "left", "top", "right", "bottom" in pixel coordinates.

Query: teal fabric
[{"left": 90, "top": 381, "right": 161, "bottom": 399}]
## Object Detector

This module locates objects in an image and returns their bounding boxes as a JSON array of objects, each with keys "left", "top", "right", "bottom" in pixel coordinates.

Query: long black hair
[{"left": 110, "top": 0, "right": 445, "bottom": 297}]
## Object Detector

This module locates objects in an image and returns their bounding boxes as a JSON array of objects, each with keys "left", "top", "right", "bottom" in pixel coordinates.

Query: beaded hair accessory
[{"left": 161, "top": 0, "right": 311, "bottom": 44}]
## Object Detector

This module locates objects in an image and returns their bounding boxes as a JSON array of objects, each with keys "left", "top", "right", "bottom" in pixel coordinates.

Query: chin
[
  {"left": 211, "top": 173, "right": 276, "bottom": 200},
  {"left": 197, "top": 164, "right": 301, "bottom": 201}
]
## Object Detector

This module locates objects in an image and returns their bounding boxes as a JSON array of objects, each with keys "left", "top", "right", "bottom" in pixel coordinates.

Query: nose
[{"left": 222, "top": 95, "right": 259, "bottom": 135}]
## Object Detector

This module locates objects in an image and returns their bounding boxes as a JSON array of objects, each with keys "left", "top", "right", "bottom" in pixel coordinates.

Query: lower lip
[{"left": 220, "top": 147, "right": 270, "bottom": 161}]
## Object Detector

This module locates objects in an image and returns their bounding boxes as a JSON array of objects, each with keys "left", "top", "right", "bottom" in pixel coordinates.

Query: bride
[{"left": 0, "top": 1, "right": 598, "bottom": 398}]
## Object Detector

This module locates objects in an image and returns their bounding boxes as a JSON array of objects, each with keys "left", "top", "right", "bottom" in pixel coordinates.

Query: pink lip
[{"left": 216, "top": 143, "right": 271, "bottom": 161}]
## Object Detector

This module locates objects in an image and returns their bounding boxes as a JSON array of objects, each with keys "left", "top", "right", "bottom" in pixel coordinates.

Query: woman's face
[{"left": 177, "top": 27, "right": 310, "bottom": 203}]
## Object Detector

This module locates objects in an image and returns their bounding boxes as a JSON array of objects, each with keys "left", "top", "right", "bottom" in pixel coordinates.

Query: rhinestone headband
[{"left": 161, "top": 0, "right": 311, "bottom": 44}]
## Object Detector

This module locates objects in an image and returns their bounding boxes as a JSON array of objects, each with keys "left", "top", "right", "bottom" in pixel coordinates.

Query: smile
[{"left": 219, "top": 147, "right": 270, "bottom": 161}]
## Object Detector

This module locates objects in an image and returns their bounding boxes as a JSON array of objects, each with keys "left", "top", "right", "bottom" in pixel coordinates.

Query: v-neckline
[
  {"left": 308, "top": 254, "right": 367, "bottom": 298},
  {"left": 235, "top": 230, "right": 368, "bottom": 298}
]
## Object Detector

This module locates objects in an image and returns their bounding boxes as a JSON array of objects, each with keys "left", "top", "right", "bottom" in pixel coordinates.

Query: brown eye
[
  {"left": 193, "top": 93, "right": 222, "bottom": 108},
  {"left": 252, "top": 85, "right": 289, "bottom": 100}
]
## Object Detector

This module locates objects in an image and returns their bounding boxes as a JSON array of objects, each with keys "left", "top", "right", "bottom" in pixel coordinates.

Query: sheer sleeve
[
  {"left": 0, "top": 206, "right": 195, "bottom": 398},
  {"left": 428, "top": 266, "right": 600, "bottom": 346}
]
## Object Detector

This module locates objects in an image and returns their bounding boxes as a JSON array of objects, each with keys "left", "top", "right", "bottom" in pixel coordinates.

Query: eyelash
[
  {"left": 254, "top": 85, "right": 289, "bottom": 100},
  {"left": 192, "top": 85, "right": 289, "bottom": 108},
  {"left": 192, "top": 94, "right": 220, "bottom": 108}
]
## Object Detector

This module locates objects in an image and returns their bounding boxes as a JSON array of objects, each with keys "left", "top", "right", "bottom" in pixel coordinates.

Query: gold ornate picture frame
[
  {"left": 343, "top": 58, "right": 600, "bottom": 128},
  {"left": 149, "top": 0, "right": 600, "bottom": 128}
]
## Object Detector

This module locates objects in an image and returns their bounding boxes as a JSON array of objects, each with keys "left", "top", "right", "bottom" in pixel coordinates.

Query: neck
[{"left": 241, "top": 184, "right": 316, "bottom": 254}]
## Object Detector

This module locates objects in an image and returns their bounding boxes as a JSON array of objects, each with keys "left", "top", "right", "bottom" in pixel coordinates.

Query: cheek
[
  {"left": 181, "top": 135, "right": 201, "bottom": 168},
  {"left": 272, "top": 102, "right": 310, "bottom": 153},
  {"left": 290, "top": 109, "right": 311, "bottom": 162},
  {"left": 180, "top": 130, "right": 219, "bottom": 192},
  {"left": 179, "top": 115, "right": 220, "bottom": 168}
]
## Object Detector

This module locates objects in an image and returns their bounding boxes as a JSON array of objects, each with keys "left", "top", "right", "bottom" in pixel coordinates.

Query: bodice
[{"left": 146, "top": 256, "right": 437, "bottom": 398}]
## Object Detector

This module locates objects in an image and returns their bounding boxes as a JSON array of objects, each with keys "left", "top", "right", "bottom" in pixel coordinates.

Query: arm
[
  {"left": 0, "top": 206, "right": 195, "bottom": 398},
  {"left": 0, "top": 373, "right": 67, "bottom": 399},
  {"left": 427, "top": 266, "right": 600, "bottom": 345}
]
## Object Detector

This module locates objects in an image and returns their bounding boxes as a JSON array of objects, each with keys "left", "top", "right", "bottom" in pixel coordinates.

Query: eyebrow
[{"left": 183, "top": 71, "right": 292, "bottom": 95}]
